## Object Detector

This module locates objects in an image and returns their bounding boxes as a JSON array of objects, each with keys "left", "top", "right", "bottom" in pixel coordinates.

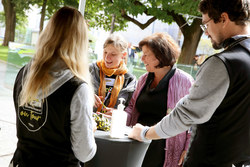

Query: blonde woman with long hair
[{"left": 10, "top": 6, "right": 96, "bottom": 167}]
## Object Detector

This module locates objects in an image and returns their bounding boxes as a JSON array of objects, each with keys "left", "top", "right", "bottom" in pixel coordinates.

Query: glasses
[{"left": 200, "top": 18, "right": 212, "bottom": 31}]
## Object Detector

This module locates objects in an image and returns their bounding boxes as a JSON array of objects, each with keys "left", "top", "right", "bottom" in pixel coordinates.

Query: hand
[
  {"left": 178, "top": 150, "right": 187, "bottom": 166},
  {"left": 94, "top": 94, "right": 103, "bottom": 108},
  {"left": 102, "top": 107, "right": 113, "bottom": 117},
  {"left": 128, "top": 123, "right": 145, "bottom": 142},
  {"left": 96, "top": 111, "right": 112, "bottom": 119}
]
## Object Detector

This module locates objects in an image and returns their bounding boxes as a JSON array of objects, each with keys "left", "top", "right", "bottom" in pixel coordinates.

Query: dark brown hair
[
  {"left": 199, "top": 0, "right": 249, "bottom": 25},
  {"left": 139, "top": 32, "right": 180, "bottom": 68}
]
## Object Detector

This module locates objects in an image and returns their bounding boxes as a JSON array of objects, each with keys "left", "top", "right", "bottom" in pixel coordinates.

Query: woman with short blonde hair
[{"left": 90, "top": 33, "right": 136, "bottom": 113}]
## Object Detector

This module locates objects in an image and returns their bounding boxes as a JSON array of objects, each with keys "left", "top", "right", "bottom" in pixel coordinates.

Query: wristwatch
[{"left": 140, "top": 126, "right": 151, "bottom": 142}]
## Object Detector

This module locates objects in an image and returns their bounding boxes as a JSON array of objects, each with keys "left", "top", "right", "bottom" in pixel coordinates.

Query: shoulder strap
[{"left": 224, "top": 36, "right": 249, "bottom": 51}]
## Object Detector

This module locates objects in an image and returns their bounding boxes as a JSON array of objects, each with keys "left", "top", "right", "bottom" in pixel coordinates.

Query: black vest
[
  {"left": 12, "top": 66, "right": 84, "bottom": 167},
  {"left": 185, "top": 37, "right": 250, "bottom": 166}
]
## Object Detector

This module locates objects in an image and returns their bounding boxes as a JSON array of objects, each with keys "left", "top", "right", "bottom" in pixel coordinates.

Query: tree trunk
[
  {"left": 2, "top": 0, "right": 16, "bottom": 46},
  {"left": 177, "top": 18, "right": 203, "bottom": 65},
  {"left": 110, "top": 14, "right": 116, "bottom": 34},
  {"left": 121, "top": 9, "right": 203, "bottom": 65},
  {"left": 39, "top": 0, "right": 47, "bottom": 34}
]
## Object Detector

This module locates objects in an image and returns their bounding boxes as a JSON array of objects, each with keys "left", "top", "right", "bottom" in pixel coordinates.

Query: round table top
[{"left": 94, "top": 130, "right": 135, "bottom": 142}]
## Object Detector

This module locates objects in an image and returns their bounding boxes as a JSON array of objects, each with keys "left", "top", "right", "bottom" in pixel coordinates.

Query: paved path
[{"left": 0, "top": 61, "right": 18, "bottom": 167}]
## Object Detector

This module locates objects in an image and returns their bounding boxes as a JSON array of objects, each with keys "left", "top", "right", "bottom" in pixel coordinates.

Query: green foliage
[
  {"left": 85, "top": 0, "right": 201, "bottom": 32},
  {"left": 28, "top": 0, "right": 79, "bottom": 22},
  {"left": 0, "top": 0, "right": 29, "bottom": 43},
  {"left": 8, "top": 0, "right": 79, "bottom": 43},
  {"left": 63, "top": 0, "right": 78, "bottom": 8},
  {"left": 85, "top": 0, "right": 128, "bottom": 32},
  {"left": 1, "top": 0, "right": 30, "bottom": 27},
  {"left": 46, "top": 0, "right": 78, "bottom": 17},
  {"left": 14, "top": 0, "right": 35, "bottom": 17}
]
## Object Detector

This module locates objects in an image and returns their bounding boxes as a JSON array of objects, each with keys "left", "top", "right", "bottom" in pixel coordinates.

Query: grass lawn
[
  {"left": 0, "top": 45, "right": 34, "bottom": 67},
  {"left": 0, "top": 45, "right": 9, "bottom": 62},
  {"left": 7, "top": 52, "right": 32, "bottom": 67}
]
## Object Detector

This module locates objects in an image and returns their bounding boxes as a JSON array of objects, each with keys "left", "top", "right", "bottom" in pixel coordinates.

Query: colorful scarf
[{"left": 96, "top": 59, "right": 128, "bottom": 112}]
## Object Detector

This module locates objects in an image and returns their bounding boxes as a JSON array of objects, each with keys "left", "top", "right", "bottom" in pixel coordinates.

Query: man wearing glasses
[{"left": 129, "top": 0, "right": 250, "bottom": 166}]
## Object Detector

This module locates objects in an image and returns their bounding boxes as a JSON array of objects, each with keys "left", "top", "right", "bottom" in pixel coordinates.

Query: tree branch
[
  {"left": 166, "top": 10, "right": 186, "bottom": 31},
  {"left": 165, "top": 10, "right": 202, "bottom": 36},
  {"left": 120, "top": 9, "right": 156, "bottom": 29}
]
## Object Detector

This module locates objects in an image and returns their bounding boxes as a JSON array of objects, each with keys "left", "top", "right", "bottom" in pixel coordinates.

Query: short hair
[
  {"left": 139, "top": 32, "right": 180, "bottom": 68},
  {"left": 199, "top": 0, "right": 249, "bottom": 25},
  {"left": 103, "top": 34, "right": 128, "bottom": 53}
]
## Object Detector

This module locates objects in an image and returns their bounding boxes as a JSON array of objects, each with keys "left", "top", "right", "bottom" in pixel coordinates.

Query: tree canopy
[
  {"left": 1, "top": 0, "right": 32, "bottom": 45},
  {"left": 1, "top": 0, "right": 204, "bottom": 64},
  {"left": 85, "top": 0, "right": 203, "bottom": 64},
  {"left": 1, "top": 0, "right": 78, "bottom": 46}
]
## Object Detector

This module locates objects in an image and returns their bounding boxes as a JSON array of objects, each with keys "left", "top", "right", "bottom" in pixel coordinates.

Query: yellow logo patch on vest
[{"left": 18, "top": 98, "right": 48, "bottom": 132}]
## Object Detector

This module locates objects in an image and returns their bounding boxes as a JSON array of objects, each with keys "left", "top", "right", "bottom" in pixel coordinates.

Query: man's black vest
[
  {"left": 185, "top": 37, "right": 250, "bottom": 167},
  {"left": 12, "top": 66, "right": 84, "bottom": 167}
]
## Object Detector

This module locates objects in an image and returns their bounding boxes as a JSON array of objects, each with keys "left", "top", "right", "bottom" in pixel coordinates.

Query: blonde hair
[
  {"left": 103, "top": 34, "right": 128, "bottom": 53},
  {"left": 20, "top": 6, "right": 93, "bottom": 105}
]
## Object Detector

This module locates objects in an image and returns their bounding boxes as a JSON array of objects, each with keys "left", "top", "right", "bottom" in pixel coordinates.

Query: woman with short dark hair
[{"left": 126, "top": 32, "right": 193, "bottom": 167}]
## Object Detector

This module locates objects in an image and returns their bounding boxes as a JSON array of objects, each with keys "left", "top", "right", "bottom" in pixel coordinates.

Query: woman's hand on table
[
  {"left": 128, "top": 123, "right": 145, "bottom": 141},
  {"left": 128, "top": 123, "right": 161, "bottom": 142}
]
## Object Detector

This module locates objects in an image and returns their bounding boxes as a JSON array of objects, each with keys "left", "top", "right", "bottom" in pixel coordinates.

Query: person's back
[
  {"left": 10, "top": 6, "right": 96, "bottom": 167},
  {"left": 13, "top": 67, "right": 85, "bottom": 166}
]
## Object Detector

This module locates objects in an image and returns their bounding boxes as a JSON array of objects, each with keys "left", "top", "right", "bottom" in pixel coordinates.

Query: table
[{"left": 85, "top": 130, "right": 150, "bottom": 167}]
